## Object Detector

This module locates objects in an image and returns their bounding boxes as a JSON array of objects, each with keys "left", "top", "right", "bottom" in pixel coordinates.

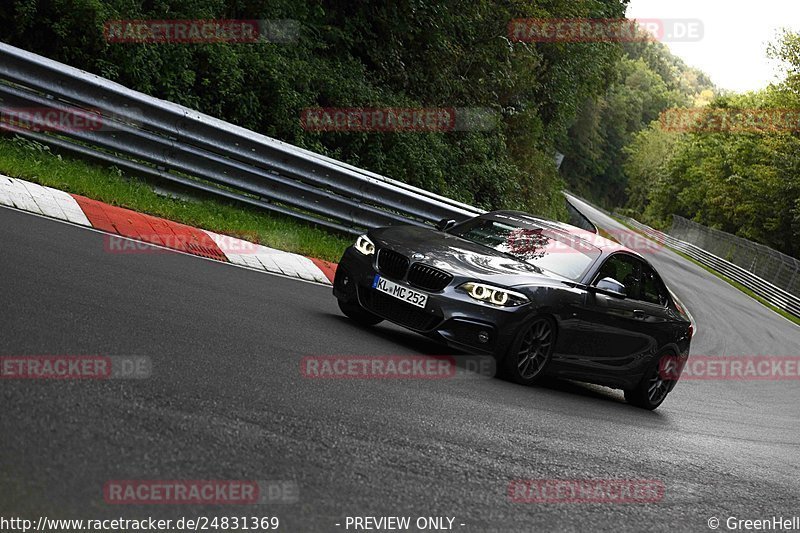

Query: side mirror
[
  {"left": 436, "top": 218, "right": 457, "bottom": 232},
  {"left": 593, "top": 277, "right": 627, "bottom": 298}
]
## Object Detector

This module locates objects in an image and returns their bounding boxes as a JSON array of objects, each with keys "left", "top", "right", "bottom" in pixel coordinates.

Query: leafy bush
[{"left": 0, "top": 0, "right": 629, "bottom": 221}]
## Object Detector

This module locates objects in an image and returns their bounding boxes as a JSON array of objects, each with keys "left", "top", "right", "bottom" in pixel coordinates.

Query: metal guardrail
[
  {"left": 670, "top": 215, "right": 800, "bottom": 297},
  {"left": 615, "top": 214, "right": 800, "bottom": 319},
  {"left": 0, "top": 42, "right": 483, "bottom": 235},
  {"left": 8, "top": 43, "right": 792, "bottom": 321}
]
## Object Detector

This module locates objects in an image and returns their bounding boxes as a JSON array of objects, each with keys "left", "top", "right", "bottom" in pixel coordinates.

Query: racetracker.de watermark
[
  {"left": 505, "top": 227, "right": 663, "bottom": 255},
  {"left": 0, "top": 107, "right": 124, "bottom": 133},
  {"left": 300, "top": 355, "right": 495, "bottom": 380},
  {"left": 0, "top": 106, "right": 146, "bottom": 133},
  {"left": 104, "top": 233, "right": 260, "bottom": 255},
  {"left": 0, "top": 356, "right": 150, "bottom": 379},
  {"left": 508, "top": 18, "right": 703, "bottom": 43},
  {"left": 660, "top": 355, "right": 800, "bottom": 381},
  {"left": 103, "top": 480, "right": 298, "bottom": 505},
  {"left": 660, "top": 108, "right": 800, "bottom": 133},
  {"left": 508, "top": 479, "right": 665, "bottom": 503},
  {"left": 300, "top": 107, "right": 499, "bottom": 132},
  {"left": 0, "top": 107, "right": 102, "bottom": 133},
  {"left": 104, "top": 19, "right": 299, "bottom": 44}
]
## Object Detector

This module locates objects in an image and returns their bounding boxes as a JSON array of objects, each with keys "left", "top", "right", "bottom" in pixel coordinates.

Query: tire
[
  {"left": 337, "top": 299, "right": 384, "bottom": 326},
  {"left": 624, "top": 353, "right": 674, "bottom": 410},
  {"left": 501, "top": 316, "right": 556, "bottom": 386}
]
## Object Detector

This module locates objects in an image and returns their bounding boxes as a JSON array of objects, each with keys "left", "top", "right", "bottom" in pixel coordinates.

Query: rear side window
[{"left": 640, "top": 263, "right": 670, "bottom": 306}]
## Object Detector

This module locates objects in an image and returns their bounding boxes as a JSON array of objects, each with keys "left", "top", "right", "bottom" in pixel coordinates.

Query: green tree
[
  {"left": 621, "top": 31, "right": 800, "bottom": 258},
  {"left": 0, "top": 0, "right": 632, "bottom": 221}
]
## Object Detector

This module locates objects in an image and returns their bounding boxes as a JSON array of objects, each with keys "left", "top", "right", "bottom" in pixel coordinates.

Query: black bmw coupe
[{"left": 333, "top": 211, "right": 693, "bottom": 410}]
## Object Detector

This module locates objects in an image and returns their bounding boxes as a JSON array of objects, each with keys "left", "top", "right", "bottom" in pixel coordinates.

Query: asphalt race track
[{"left": 1, "top": 203, "right": 799, "bottom": 532}]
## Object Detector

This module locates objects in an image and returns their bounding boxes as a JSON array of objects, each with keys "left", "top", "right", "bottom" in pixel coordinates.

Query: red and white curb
[
  {"left": 0, "top": 174, "right": 92, "bottom": 226},
  {"left": 0, "top": 174, "right": 337, "bottom": 285}
]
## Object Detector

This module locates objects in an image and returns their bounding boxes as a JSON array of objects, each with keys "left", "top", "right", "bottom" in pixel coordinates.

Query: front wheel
[
  {"left": 624, "top": 354, "right": 674, "bottom": 410},
  {"left": 501, "top": 317, "right": 556, "bottom": 386},
  {"left": 337, "top": 299, "right": 384, "bottom": 326}
]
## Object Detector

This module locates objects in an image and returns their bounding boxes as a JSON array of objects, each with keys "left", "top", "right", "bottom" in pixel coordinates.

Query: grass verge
[
  {"left": 0, "top": 135, "right": 351, "bottom": 262},
  {"left": 610, "top": 215, "right": 800, "bottom": 327}
]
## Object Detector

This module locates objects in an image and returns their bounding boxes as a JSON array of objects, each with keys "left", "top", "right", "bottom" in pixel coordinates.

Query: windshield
[{"left": 450, "top": 216, "right": 601, "bottom": 280}]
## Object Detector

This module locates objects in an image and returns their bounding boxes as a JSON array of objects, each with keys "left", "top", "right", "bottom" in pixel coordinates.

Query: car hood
[{"left": 370, "top": 225, "right": 567, "bottom": 287}]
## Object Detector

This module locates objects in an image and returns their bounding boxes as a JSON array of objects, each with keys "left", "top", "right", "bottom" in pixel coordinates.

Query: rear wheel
[
  {"left": 625, "top": 354, "right": 674, "bottom": 410},
  {"left": 337, "top": 299, "right": 384, "bottom": 326},
  {"left": 501, "top": 317, "right": 555, "bottom": 385}
]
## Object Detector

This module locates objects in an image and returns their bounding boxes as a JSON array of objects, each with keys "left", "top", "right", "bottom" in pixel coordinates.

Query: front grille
[
  {"left": 359, "top": 289, "right": 442, "bottom": 331},
  {"left": 377, "top": 248, "right": 409, "bottom": 280},
  {"left": 407, "top": 263, "right": 452, "bottom": 292}
]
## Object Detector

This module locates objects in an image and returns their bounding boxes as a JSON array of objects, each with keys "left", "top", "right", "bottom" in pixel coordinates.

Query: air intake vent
[{"left": 359, "top": 290, "right": 442, "bottom": 331}]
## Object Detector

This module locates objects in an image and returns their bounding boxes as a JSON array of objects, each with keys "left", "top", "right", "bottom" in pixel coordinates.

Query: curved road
[{"left": 1, "top": 203, "right": 799, "bottom": 532}]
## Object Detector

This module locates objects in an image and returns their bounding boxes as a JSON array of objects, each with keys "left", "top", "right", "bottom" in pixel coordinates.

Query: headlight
[
  {"left": 458, "top": 282, "right": 529, "bottom": 307},
  {"left": 354, "top": 234, "right": 375, "bottom": 256}
]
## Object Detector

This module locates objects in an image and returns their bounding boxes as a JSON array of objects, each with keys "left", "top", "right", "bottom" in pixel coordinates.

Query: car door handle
[{"left": 632, "top": 310, "right": 646, "bottom": 319}]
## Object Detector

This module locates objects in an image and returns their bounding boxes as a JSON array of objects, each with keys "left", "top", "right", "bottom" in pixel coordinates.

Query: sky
[{"left": 626, "top": 0, "right": 800, "bottom": 92}]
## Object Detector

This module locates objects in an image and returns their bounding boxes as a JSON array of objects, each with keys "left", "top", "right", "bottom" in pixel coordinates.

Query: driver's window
[{"left": 594, "top": 254, "right": 642, "bottom": 299}]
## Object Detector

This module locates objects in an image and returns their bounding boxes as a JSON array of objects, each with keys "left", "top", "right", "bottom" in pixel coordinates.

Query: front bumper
[{"left": 333, "top": 247, "right": 533, "bottom": 356}]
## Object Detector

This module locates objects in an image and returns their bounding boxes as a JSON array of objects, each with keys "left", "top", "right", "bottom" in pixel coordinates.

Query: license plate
[{"left": 372, "top": 275, "right": 428, "bottom": 309}]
